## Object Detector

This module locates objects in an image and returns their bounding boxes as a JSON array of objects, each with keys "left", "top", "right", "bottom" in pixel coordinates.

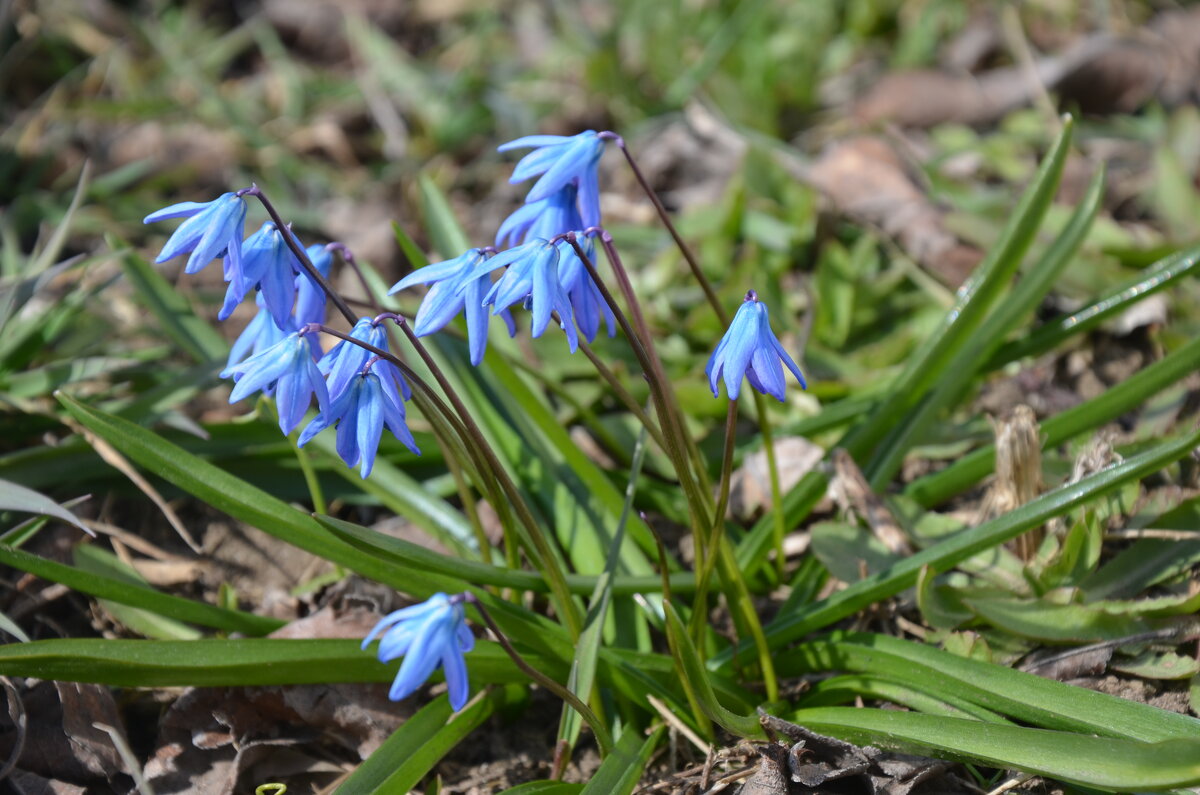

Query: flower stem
[
  {"left": 690, "top": 399, "right": 738, "bottom": 646},
  {"left": 751, "top": 391, "right": 788, "bottom": 581},
  {"left": 468, "top": 595, "right": 613, "bottom": 757},
  {"left": 240, "top": 186, "right": 357, "bottom": 326},
  {"left": 390, "top": 317, "right": 584, "bottom": 639},
  {"left": 601, "top": 133, "right": 727, "bottom": 325}
]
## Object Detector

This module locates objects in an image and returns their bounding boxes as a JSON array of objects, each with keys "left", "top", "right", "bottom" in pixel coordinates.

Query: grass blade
[
  {"left": 719, "top": 425, "right": 1200, "bottom": 665},
  {"left": 789, "top": 707, "right": 1200, "bottom": 789},
  {"left": 579, "top": 726, "right": 666, "bottom": 795}
]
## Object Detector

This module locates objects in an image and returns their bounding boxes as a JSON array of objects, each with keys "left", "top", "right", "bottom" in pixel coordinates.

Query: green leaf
[
  {"left": 779, "top": 633, "right": 1200, "bottom": 742},
  {"left": 112, "top": 241, "right": 226, "bottom": 363},
  {"left": 963, "top": 596, "right": 1153, "bottom": 643},
  {"left": 907, "top": 334, "right": 1200, "bottom": 507},
  {"left": 418, "top": 174, "right": 471, "bottom": 258},
  {"left": 663, "top": 600, "right": 762, "bottom": 738},
  {"left": 986, "top": 242, "right": 1200, "bottom": 369},
  {"left": 0, "top": 478, "right": 91, "bottom": 535},
  {"left": 866, "top": 160, "right": 1103, "bottom": 488},
  {"left": 499, "top": 783, "right": 584, "bottom": 795},
  {"left": 0, "top": 543, "right": 281, "bottom": 635},
  {"left": 0, "top": 637, "right": 531, "bottom": 688},
  {"left": 1113, "top": 651, "right": 1200, "bottom": 681},
  {"left": 54, "top": 391, "right": 452, "bottom": 599},
  {"left": 73, "top": 545, "right": 201, "bottom": 640},
  {"left": 789, "top": 707, "right": 1200, "bottom": 789},
  {"left": 722, "top": 426, "right": 1200, "bottom": 662},
  {"left": 579, "top": 726, "right": 665, "bottom": 795},
  {"left": 337, "top": 688, "right": 515, "bottom": 795}
]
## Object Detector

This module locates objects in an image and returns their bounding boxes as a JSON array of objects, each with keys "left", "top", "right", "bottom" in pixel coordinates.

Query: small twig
[{"left": 647, "top": 694, "right": 710, "bottom": 755}]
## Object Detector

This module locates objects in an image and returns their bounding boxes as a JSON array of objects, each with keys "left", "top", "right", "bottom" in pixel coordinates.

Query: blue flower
[
  {"left": 318, "top": 317, "right": 411, "bottom": 405},
  {"left": 555, "top": 235, "right": 615, "bottom": 343},
  {"left": 298, "top": 366, "right": 420, "bottom": 478},
  {"left": 294, "top": 244, "right": 334, "bottom": 327},
  {"left": 495, "top": 185, "right": 583, "bottom": 249},
  {"left": 222, "top": 328, "right": 330, "bottom": 433},
  {"left": 464, "top": 239, "right": 578, "bottom": 352},
  {"left": 226, "top": 294, "right": 292, "bottom": 376},
  {"left": 221, "top": 221, "right": 300, "bottom": 327},
  {"left": 389, "top": 249, "right": 501, "bottom": 366},
  {"left": 362, "top": 592, "right": 474, "bottom": 709},
  {"left": 706, "top": 291, "right": 807, "bottom": 401},
  {"left": 499, "top": 131, "right": 606, "bottom": 227},
  {"left": 144, "top": 191, "right": 248, "bottom": 276}
]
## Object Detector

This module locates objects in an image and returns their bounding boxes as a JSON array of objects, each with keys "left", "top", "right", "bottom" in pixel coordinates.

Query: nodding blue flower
[
  {"left": 221, "top": 327, "right": 330, "bottom": 434},
  {"left": 499, "top": 131, "right": 606, "bottom": 227},
  {"left": 362, "top": 592, "right": 474, "bottom": 709},
  {"left": 298, "top": 363, "right": 420, "bottom": 478},
  {"left": 221, "top": 222, "right": 301, "bottom": 327},
  {"left": 294, "top": 244, "right": 334, "bottom": 328},
  {"left": 319, "top": 317, "right": 411, "bottom": 405},
  {"left": 389, "top": 249, "right": 500, "bottom": 367},
  {"left": 462, "top": 239, "right": 578, "bottom": 353},
  {"left": 706, "top": 291, "right": 807, "bottom": 402},
  {"left": 555, "top": 235, "right": 615, "bottom": 343},
  {"left": 226, "top": 295, "right": 293, "bottom": 376},
  {"left": 495, "top": 184, "right": 583, "bottom": 249},
  {"left": 144, "top": 192, "right": 248, "bottom": 276}
]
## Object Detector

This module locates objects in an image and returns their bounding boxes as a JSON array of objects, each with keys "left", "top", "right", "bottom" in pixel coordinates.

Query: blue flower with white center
[
  {"left": 461, "top": 239, "right": 578, "bottom": 352},
  {"left": 221, "top": 221, "right": 300, "bottom": 327},
  {"left": 144, "top": 191, "right": 248, "bottom": 276},
  {"left": 318, "top": 317, "right": 411, "bottom": 406},
  {"left": 706, "top": 291, "right": 807, "bottom": 402},
  {"left": 499, "top": 131, "right": 606, "bottom": 227},
  {"left": 389, "top": 249, "right": 503, "bottom": 367},
  {"left": 221, "top": 327, "right": 330, "bottom": 434},
  {"left": 226, "top": 294, "right": 293, "bottom": 376},
  {"left": 298, "top": 364, "right": 420, "bottom": 478},
  {"left": 362, "top": 592, "right": 474, "bottom": 709},
  {"left": 294, "top": 244, "right": 334, "bottom": 328}
]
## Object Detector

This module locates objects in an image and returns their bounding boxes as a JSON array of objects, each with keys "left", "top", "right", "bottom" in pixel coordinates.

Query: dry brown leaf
[{"left": 807, "top": 136, "right": 982, "bottom": 287}]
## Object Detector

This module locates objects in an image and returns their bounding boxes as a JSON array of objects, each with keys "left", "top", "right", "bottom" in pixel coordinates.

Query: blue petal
[
  {"left": 388, "top": 613, "right": 451, "bottom": 702},
  {"left": 143, "top": 200, "right": 210, "bottom": 224},
  {"left": 355, "top": 375, "right": 387, "bottom": 478},
  {"left": 442, "top": 645, "right": 470, "bottom": 710},
  {"left": 498, "top": 134, "right": 573, "bottom": 152}
]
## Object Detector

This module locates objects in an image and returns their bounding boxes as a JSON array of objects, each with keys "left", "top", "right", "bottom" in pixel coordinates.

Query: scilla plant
[{"left": 4, "top": 115, "right": 1200, "bottom": 792}]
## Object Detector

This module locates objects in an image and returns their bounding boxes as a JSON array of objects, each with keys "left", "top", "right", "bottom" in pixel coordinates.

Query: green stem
[
  {"left": 751, "top": 391, "right": 787, "bottom": 582},
  {"left": 691, "top": 399, "right": 738, "bottom": 645}
]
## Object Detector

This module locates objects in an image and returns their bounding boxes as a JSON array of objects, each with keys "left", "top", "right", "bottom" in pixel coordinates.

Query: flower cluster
[
  {"left": 146, "top": 194, "right": 417, "bottom": 477},
  {"left": 144, "top": 129, "right": 809, "bottom": 714}
]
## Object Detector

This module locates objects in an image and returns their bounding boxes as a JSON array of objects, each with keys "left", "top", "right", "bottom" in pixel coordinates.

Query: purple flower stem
[
  {"left": 600, "top": 133, "right": 727, "bottom": 325},
  {"left": 387, "top": 316, "right": 584, "bottom": 640},
  {"left": 326, "top": 242, "right": 382, "bottom": 313},
  {"left": 466, "top": 594, "right": 613, "bottom": 757},
  {"left": 578, "top": 230, "right": 714, "bottom": 517},
  {"left": 238, "top": 186, "right": 357, "bottom": 326}
]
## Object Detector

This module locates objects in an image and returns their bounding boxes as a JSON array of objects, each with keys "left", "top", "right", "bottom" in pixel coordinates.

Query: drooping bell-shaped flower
[
  {"left": 498, "top": 131, "right": 606, "bottom": 227},
  {"left": 460, "top": 239, "right": 578, "bottom": 353},
  {"left": 221, "top": 326, "right": 329, "bottom": 433},
  {"left": 362, "top": 592, "right": 474, "bottom": 709},
  {"left": 389, "top": 249, "right": 505, "bottom": 367},
  {"left": 318, "top": 317, "right": 411, "bottom": 406},
  {"left": 298, "top": 363, "right": 419, "bottom": 478},
  {"left": 144, "top": 191, "right": 248, "bottom": 276},
  {"left": 221, "top": 221, "right": 301, "bottom": 327},
  {"left": 706, "top": 291, "right": 807, "bottom": 401}
]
